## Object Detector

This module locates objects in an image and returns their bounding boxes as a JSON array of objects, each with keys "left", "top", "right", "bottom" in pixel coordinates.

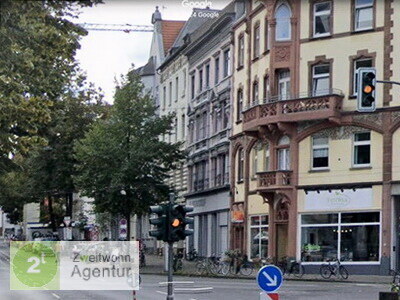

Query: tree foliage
[
  {"left": 0, "top": 0, "right": 101, "bottom": 172},
  {"left": 74, "top": 70, "right": 185, "bottom": 234}
]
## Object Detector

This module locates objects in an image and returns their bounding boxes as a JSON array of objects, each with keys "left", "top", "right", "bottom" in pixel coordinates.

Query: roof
[
  {"left": 161, "top": 20, "right": 185, "bottom": 55},
  {"left": 134, "top": 57, "right": 155, "bottom": 77}
]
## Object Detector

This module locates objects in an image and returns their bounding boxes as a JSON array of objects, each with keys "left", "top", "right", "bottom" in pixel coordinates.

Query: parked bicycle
[
  {"left": 319, "top": 259, "right": 349, "bottom": 280},
  {"left": 220, "top": 254, "right": 254, "bottom": 276},
  {"left": 277, "top": 256, "right": 304, "bottom": 278},
  {"left": 195, "top": 256, "right": 223, "bottom": 275},
  {"left": 389, "top": 269, "right": 400, "bottom": 292}
]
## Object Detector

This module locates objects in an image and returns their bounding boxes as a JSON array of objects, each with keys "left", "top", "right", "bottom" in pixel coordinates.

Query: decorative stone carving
[
  {"left": 275, "top": 46, "right": 290, "bottom": 62},
  {"left": 313, "top": 126, "right": 370, "bottom": 140},
  {"left": 353, "top": 113, "right": 382, "bottom": 128}
]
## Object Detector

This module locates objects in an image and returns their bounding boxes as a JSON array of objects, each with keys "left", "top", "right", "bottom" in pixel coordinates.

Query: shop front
[{"left": 298, "top": 186, "right": 383, "bottom": 274}]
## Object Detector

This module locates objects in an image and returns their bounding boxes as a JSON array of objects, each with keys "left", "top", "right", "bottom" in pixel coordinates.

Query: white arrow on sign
[{"left": 262, "top": 271, "right": 277, "bottom": 287}]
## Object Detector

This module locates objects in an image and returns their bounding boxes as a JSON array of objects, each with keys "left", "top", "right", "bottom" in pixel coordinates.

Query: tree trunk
[{"left": 47, "top": 195, "right": 58, "bottom": 235}]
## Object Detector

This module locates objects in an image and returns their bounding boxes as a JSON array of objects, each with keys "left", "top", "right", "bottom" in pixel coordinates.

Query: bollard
[{"left": 379, "top": 292, "right": 398, "bottom": 300}]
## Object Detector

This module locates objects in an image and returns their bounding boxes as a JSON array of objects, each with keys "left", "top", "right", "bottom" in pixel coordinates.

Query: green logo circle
[{"left": 12, "top": 242, "right": 58, "bottom": 287}]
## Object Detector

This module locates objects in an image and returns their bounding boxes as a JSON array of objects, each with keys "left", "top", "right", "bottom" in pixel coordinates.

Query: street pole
[{"left": 167, "top": 193, "right": 174, "bottom": 300}]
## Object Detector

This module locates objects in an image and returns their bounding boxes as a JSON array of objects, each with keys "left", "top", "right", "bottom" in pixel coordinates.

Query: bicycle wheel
[
  {"left": 292, "top": 263, "right": 305, "bottom": 278},
  {"left": 240, "top": 263, "right": 254, "bottom": 276},
  {"left": 320, "top": 265, "right": 332, "bottom": 279},
  {"left": 195, "top": 262, "right": 206, "bottom": 275},
  {"left": 220, "top": 261, "right": 231, "bottom": 275},
  {"left": 339, "top": 266, "right": 349, "bottom": 279}
]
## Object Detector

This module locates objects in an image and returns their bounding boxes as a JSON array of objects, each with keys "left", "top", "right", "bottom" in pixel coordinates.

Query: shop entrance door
[{"left": 276, "top": 224, "right": 288, "bottom": 260}]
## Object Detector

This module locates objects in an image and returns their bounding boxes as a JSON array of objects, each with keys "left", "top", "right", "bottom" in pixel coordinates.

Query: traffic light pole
[{"left": 167, "top": 193, "right": 175, "bottom": 300}]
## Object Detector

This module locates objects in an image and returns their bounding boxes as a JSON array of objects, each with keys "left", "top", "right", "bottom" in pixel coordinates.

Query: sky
[{"left": 75, "top": 0, "right": 231, "bottom": 103}]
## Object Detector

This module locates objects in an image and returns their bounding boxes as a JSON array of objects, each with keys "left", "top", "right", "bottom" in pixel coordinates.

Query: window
[
  {"left": 250, "top": 215, "right": 269, "bottom": 259},
  {"left": 264, "top": 142, "right": 270, "bottom": 171},
  {"left": 353, "top": 132, "right": 371, "bottom": 166},
  {"left": 313, "top": 2, "right": 331, "bottom": 37},
  {"left": 263, "top": 75, "right": 270, "bottom": 103},
  {"left": 237, "top": 89, "right": 243, "bottom": 121},
  {"left": 215, "top": 57, "right": 220, "bottom": 84},
  {"left": 169, "top": 82, "right": 172, "bottom": 106},
  {"left": 252, "top": 146, "right": 259, "bottom": 177},
  {"left": 312, "top": 64, "right": 330, "bottom": 96},
  {"left": 353, "top": 58, "right": 372, "bottom": 95},
  {"left": 163, "top": 86, "right": 166, "bottom": 109},
  {"left": 223, "top": 49, "right": 231, "bottom": 77},
  {"left": 238, "top": 35, "right": 244, "bottom": 67},
  {"left": 277, "top": 136, "right": 290, "bottom": 170},
  {"left": 253, "top": 23, "right": 260, "bottom": 58},
  {"left": 181, "top": 114, "right": 185, "bottom": 139},
  {"left": 191, "top": 74, "right": 195, "bottom": 99},
  {"left": 238, "top": 148, "right": 244, "bottom": 181},
  {"left": 253, "top": 81, "right": 259, "bottom": 105},
  {"left": 275, "top": 3, "right": 291, "bottom": 41},
  {"left": 205, "top": 64, "right": 210, "bottom": 88},
  {"left": 312, "top": 136, "right": 329, "bottom": 169},
  {"left": 265, "top": 18, "right": 270, "bottom": 51},
  {"left": 278, "top": 70, "right": 291, "bottom": 100},
  {"left": 175, "top": 77, "right": 179, "bottom": 102},
  {"left": 301, "top": 212, "right": 380, "bottom": 262},
  {"left": 199, "top": 69, "right": 203, "bottom": 92},
  {"left": 355, "top": 0, "right": 374, "bottom": 31}
]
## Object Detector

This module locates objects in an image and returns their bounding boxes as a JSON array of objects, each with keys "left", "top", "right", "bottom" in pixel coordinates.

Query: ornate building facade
[{"left": 230, "top": 0, "right": 400, "bottom": 274}]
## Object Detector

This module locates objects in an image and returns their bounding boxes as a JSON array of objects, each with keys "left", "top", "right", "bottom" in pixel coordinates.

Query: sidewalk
[{"left": 140, "top": 255, "right": 393, "bottom": 285}]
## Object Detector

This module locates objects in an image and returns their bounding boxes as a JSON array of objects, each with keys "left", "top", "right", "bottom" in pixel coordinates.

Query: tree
[
  {"left": 0, "top": 0, "right": 101, "bottom": 173},
  {"left": 74, "top": 70, "right": 185, "bottom": 239}
]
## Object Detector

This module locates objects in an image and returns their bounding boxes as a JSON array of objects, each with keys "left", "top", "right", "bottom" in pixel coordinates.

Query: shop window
[
  {"left": 301, "top": 212, "right": 380, "bottom": 262},
  {"left": 275, "top": 3, "right": 291, "bottom": 41},
  {"left": 312, "top": 64, "right": 330, "bottom": 96},
  {"left": 250, "top": 215, "right": 269, "bottom": 259},
  {"left": 353, "top": 58, "right": 373, "bottom": 96},
  {"left": 312, "top": 136, "right": 329, "bottom": 169},
  {"left": 354, "top": 0, "right": 374, "bottom": 31},
  {"left": 353, "top": 132, "right": 371, "bottom": 166},
  {"left": 313, "top": 1, "right": 331, "bottom": 37}
]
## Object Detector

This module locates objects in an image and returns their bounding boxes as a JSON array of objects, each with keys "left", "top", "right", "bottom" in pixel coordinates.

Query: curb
[{"left": 139, "top": 270, "right": 392, "bottom": 285}]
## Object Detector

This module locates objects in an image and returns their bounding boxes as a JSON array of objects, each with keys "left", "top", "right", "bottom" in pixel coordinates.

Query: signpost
[{"left": 257, "top": 265, "right": 283, "bottom": 300}]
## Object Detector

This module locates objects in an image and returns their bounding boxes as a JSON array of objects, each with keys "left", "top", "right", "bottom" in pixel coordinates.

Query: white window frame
[
  {"left": 254, "top": 24, "right": 260, "bottom": 58},
  {"left": 312, "top": 64, "right": 330, "bottom": 96},
  {"left": 223, "top": 49, "right": 231, "bottom": 78},
  {"left": 352, "top": 131, "right": 371, "bottom": 167},
  {"left": 299, "top": 211, "right": 381, "bottom": 265},
  {"left": 278, "top": 148, "right": 290, "bottom": 171},
  {"left": 354, "top": 0, "right": 374, "bottom": 31},
  {"left": 275, "top": 4, "right": 291, "bottom": 41},
  {"left": 311, "top": 136, "right": 329, "bottom": 170},
  {"left": 353, "top": 58, "right": 373, "bottom": 96},
  {"left": 278, "top": 70, "right": 291, "bottom": 101},
  {"left": 249, "top": 215, "right": 269, "bottom": 259},
  {"left": 238, "top": 35, "right": 244, "bottom": 67},
  {"left": 313, "top": 1, "right": 331, "bottom": 38}
]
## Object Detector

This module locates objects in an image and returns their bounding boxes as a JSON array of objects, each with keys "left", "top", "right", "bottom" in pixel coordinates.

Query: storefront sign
[
  {"left": 304, "top": 188, "right": 373, "bottom": 211},
  {"left": 231, "top": 210, "right": 244, "bottom": 223}
]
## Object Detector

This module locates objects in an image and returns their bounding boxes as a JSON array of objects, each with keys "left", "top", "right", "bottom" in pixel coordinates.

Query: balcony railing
[
  {"left": 242, "top": 89, "right": 344, "bottom": 131},
  {"left": 257, "top": 170, "right": 292, "bottom": 189}
]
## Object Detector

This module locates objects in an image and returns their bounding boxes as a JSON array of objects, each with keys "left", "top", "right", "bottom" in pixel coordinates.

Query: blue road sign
[{"left": 257, "top": 265, "right": 283, "bottom": 293}]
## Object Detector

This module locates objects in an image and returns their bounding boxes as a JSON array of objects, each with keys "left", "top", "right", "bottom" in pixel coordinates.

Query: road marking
[
  {"left": 52, "top": 293, "right": 60, "bottom": 299},
  {"left": 156, "top": 291, "right": 167, "bottom": 295}
]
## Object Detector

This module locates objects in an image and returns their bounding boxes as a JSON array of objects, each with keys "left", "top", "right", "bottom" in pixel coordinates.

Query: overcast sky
[{"left": 76, "top": 0, "right": 230, "bottom": 103}]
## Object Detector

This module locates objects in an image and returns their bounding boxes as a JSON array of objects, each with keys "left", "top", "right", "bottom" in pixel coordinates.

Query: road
[{"left": 0, "top": 242, "right": 393, "bottom": 300}]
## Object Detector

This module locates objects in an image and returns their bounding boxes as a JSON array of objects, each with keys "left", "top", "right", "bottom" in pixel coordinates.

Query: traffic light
[
  {"left": 357, "top": 67, "right": 376, "bottom": 112},
  {"left": 149, "top": 205, "right": 167, "bottom": 241},
  {"left": 168, "top": 205, "right": 194, "bottom": 242}
]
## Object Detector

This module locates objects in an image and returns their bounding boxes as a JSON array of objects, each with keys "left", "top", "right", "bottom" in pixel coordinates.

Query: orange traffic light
[
  {"left": 171, "top": 218, "right": 181, "bottom": 227},
  {"left": 363, "top": 85, "right": 374, "bottom": 94}
]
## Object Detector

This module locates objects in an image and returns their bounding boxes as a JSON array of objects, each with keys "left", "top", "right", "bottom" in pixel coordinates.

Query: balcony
[
  {"left": 242, "top": 89, "right": 344, "bottom": 132},
  {"left": 257, "top": 170, "right": 293, "bottom": 191}
]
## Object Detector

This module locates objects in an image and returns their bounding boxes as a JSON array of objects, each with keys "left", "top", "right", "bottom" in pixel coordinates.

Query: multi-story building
[
  {"left": 230, "top": 0, "right": 400, "bottom": 274},
  {"left": 158, "top": 8, "right": 218, "bottom": 204},
  {"left": 183, "top": 3, "right": 237, "bottom": 257}
]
